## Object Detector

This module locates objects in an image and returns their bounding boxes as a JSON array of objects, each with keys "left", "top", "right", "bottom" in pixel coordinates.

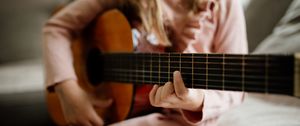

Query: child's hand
[
  {"left": 55, "top": 80, "right": 113, "bottom": 126},
  {"left": 149, "top": 71, "right": 204, "bottom": 112}
]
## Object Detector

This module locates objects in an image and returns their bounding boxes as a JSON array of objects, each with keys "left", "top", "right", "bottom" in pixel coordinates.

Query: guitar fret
[
  {"left": 129, "top": 55, "right": 132, "bottom": 83},
  {"left": 142, "top": 53, "right": 145, "bottom": 84},
  {"left": 168, "top": 53, "right": 170, "bottom": 82},
  {"left": 150, "top": 53, "right": 153, "bottom": 84},
  {"left": 192, "top": 53, "right": 194, "bottom": 89},
  {"left": 242, "top": 55, "right": 245, "bottom": 92},
  {"left": 222, "top": 54, "right": 225, "bottom": 91},
  {"left": 158, "top": 53, "right": 161, "bottom": 86},
  {"left": 206, "top": 54, "right": 208, "bottom": 89},
  {"left": 179, "top": 53, "right": 182, "bottom": 72},
  {"left": 135, "top": 54, "right": 138, "bottom": 83},
  {"left": 265, "top": 55, "right": 269, "bottom": 94}
]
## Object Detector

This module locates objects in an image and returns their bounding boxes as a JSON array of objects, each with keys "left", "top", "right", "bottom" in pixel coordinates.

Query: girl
[{"left": 43, "top": 0, "right": 248, "bottom": 125}]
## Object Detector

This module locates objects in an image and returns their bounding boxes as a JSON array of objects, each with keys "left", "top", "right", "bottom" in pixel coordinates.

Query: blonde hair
[{"left": 119, "top": 0, "right": 217, "bottom": 46}]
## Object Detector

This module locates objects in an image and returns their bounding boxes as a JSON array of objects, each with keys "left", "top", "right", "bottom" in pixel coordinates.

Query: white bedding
[{"left": 218, "top": 93, "right": 300, "bottom": 126}]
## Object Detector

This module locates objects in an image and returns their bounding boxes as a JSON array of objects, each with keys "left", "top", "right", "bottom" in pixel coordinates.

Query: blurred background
[{"left": 0, "top": 0, "right": 300, "bottom": 126}]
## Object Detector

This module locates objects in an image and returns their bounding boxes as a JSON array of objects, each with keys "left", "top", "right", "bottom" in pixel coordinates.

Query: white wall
[{"left": 0, "top": 0, "right": 62, "bottom": 63}]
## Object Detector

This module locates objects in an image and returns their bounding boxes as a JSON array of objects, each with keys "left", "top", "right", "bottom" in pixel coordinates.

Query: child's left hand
[{"left": 149, "top": 71, "right": 204, "bottom": 112}]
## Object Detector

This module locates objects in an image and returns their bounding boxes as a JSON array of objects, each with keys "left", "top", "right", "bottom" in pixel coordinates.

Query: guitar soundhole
[{"left": 86, "top": 48, "right": 104, "bottom": 86}]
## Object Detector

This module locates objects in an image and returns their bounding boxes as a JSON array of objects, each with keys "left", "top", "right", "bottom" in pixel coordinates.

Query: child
[{"left": 43, "top": 0, "right": 248, "bottom": 125}]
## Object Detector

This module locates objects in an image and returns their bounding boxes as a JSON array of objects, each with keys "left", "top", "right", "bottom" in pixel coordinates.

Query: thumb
[
  {"left": 91, "top": 98, "right": 113, "bottom": 108},
  {"left": 173, "top": 71, "right": 188, "bottom": 99}
]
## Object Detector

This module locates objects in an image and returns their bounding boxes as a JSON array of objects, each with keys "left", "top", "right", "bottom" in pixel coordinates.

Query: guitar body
[{"left": 46, "top": 10, "right": 134, "bottom": 125}]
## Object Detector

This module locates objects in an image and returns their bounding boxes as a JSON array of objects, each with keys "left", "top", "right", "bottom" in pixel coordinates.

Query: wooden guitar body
[{"left": 46, "top": 10, "right": 134, "bottom": 125}]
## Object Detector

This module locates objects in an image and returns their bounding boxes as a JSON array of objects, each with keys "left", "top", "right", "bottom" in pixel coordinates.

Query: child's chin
[{"left": 181, "top": 36, "right": 196, "bottom": 43}]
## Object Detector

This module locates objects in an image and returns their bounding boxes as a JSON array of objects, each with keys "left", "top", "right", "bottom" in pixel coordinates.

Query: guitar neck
[{"left": 88, "top": 52, "right": 296, "bottom": 96}]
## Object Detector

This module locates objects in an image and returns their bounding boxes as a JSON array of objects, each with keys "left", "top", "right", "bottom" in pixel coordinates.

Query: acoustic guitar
[{"left": 46, "top": 9, "right": 300, "bottom": 125}]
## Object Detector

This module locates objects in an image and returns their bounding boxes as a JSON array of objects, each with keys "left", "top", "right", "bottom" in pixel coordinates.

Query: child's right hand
[{"left": 55, "top": 80, "right": 113, "bottom": 126}]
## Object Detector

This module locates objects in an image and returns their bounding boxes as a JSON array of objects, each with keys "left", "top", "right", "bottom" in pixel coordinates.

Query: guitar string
[
  {"left": 100, "top": 74, "right": 293, "bottom": 94},
  {"left": 103, "top": 57, "right": 292, "bottom": 65},
  {"left": 102, "top": 71, "right": 292, "bottom": 87},
  {"left": 103, "top": 56, "right": 287, "bottom": 63},
  {"left": 103, "top": 59, "right": 292, "bottom": 72},
  {"left": 101, "top": 77, "right": 293, "bottom": 94},
  {"left": 102, "top": 67, "right": 300, "bottom": 75},
  {"left": 102, "top": 60, "right": 288, "bottom": 76},
  {"left": 103, "top": 54, "right": 293, "bottom": 68},
  {"left": 103, "top": 54, "right": 287, "bottom": 59},
  {"left": 103, "top": 58, "right": 291, "bottom": 67},
  {"left": 107, "top": 64, "right": 291, "bottom": 73},
  {"left": 102, "top": 61, "right": 292, "bottom": 75},
  {"left": 102, "top": 68, "right": 291, "bottom": 81},
  {"left": 103, "top": 53, "right": 291, "bottom": 59},
  {"left": 102, "top": 66, "right": 299, "bottom": 74},
  {"left": 102, "top": 72, "right": 292, "bottom": 86},
  {"left": 103, "top": 56, "right": 293, "bottom": 73}
]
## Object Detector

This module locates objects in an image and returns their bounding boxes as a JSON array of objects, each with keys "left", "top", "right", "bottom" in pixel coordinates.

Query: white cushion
[{"left": 0, "top": 59, "right": 44, "bottom": 94}]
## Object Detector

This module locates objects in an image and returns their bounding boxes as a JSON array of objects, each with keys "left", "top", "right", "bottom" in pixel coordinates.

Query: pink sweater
[{"left": 43, "top": 0, "right": 248, "bottom": 125}]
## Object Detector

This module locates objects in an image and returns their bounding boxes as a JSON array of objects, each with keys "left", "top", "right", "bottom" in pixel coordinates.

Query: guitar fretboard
[{"left": 87, "top": 52, "right": 294, "bottom": 96}]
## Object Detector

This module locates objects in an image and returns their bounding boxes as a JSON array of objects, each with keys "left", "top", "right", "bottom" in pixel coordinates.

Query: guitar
[{"left": 46, "top": 9, "right": 300, "bottom": 125}]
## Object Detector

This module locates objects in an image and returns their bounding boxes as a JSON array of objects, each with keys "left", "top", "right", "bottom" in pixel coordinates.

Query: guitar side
[
  {"left": 46, "top": 10, "right": 134, "bottom": 125},
  {"left": 294, "top": 53, "right": 300, "bottom": 97}
]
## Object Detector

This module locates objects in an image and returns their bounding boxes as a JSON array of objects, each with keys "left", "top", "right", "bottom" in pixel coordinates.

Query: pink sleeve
[
  {"left": 213, "top": 0, "right": 248, "bottom": 54},
  {"left": 43, "top": 0, "right": 102, "bottom": 88},
  {"left": 180, "top": 0, "right": 247, "bottom": 124}
]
